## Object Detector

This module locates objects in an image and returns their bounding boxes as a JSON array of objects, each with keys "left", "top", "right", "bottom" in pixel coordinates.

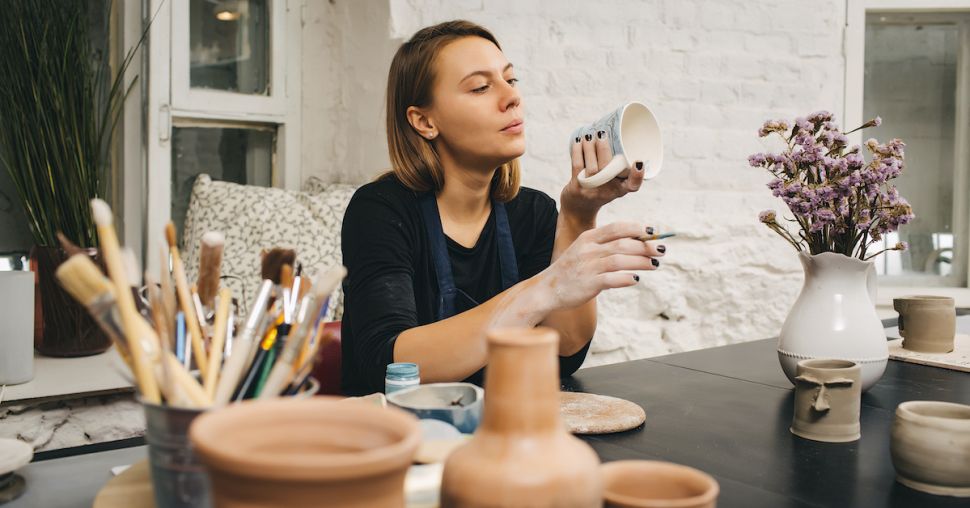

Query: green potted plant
[{"left": 0, "top": 0, "right": 142, "bottom": 356}]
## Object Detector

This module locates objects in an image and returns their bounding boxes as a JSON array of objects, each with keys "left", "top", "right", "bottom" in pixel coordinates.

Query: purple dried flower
[
  {"left": 759, "top": 210, "right": 777, "bottom": 223},
  {"left": 748, "top": 153, "right": 767, "bottom": 167},
  {"left": 895, "top": 241, "right": 908, "bottom": 251}
]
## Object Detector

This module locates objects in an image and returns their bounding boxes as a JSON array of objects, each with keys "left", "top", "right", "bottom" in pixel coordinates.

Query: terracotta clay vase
[
  {"left": 893, "top": 296, "right": 956, "bottom": 353},
  {"left": 188, "top": 396, "right": 421, "bottom": 508},
  {"left": 600, "top": 460, "right": 719, "bottom": 508},
  {"left": 891, "top": 401, "right": 970, "bottom": 497},
  {"left": 440, "top": 327, "right": 602, "bottom": 507},
  {"left": 790, "top": 359, "right": 861, "bottom": 443}
]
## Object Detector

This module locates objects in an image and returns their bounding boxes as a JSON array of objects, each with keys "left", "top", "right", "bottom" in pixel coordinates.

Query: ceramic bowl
[
  {"left": 600, "top": 460, "right": 719, "bottom": 508},
  {"left": 189, "top": 396, "right": 421, "bottom": 508},
  {"left": 386, "top": 382, "right": 484, "bottom": 433},
  {"left": 891, "top": 400, "right": 970, "bottom": 497}
]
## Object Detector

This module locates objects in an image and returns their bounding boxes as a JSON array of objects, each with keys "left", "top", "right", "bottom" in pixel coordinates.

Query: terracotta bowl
[
  {"left": 189, "top": 396, "right": 421, "bottom": 508},
  {"left": 891, "top": 401, "right": 970, "bottom": 497},
  {"left": 600, "top": 460, "right": 719, "bottom": 508}
]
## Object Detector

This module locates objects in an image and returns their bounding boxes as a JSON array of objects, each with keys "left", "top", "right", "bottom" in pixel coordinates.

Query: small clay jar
[
  {"left": 893, "top": 296, "right": 956, "bottom": 353},
  {"left": 188, "top": 396, "right": 421, "bottom": 508},
  {"left": 600, "top": 460, "right": 719, "bottom": 508},
  {"left": 790, "top": 359, "right": 861, "bottom": 443},
  {"left": 891, "top": 401, "right": 970, "bottom": 497},
  {"left": 440, "top": 327, "right": 602, "bottom": 507}
]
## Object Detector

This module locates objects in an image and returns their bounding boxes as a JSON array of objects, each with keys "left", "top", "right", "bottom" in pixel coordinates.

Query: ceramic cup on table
[
  {"left": 893, "top": 295, "right": 956, "bottom": 353},
  {"left": 790, "top": 359, "right": 861, "bottom": 443},
  {"left": 600, "top": 460, "right": 719, "bottom": 508},
  {"left": 570, "top": 101, "right": 663, "bottom": 188},
  {"left": 891, "top": 400, "right": 970, "bottom": 497}
]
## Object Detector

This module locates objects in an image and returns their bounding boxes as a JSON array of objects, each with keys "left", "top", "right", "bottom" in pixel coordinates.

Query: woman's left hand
[{"left": 561, "top": 131, "right": 645, "bottom": 222}]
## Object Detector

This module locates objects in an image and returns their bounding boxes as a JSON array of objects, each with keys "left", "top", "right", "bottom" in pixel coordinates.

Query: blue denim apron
[{"left": 418, "top": 193, "right": 519, "bottom": 320}]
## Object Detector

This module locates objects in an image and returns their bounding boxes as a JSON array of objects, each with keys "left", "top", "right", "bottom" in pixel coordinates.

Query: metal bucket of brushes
[{"left": 142, "top": 401, "right": 213, "bottom": 508}]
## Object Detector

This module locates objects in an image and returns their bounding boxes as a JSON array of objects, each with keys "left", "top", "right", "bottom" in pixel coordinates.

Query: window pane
[
  {"left": 864, "top": 16, "right": 961, "bottom": 283},
  {"left": 171, "top": 127, "right": 275, "bottom": 238},
  {"left": 189, "top": 0, "right": 269, "bottom": 95}
]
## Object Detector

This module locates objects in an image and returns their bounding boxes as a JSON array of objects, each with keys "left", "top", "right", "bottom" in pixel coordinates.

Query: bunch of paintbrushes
[{"left": 54, "top": 199, "right": 346, "bottom": 409}]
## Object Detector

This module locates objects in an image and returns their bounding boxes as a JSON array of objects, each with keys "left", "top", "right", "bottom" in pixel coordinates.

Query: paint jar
[{"left": 385, "top": 362, "right": 419, "bottom": 395}]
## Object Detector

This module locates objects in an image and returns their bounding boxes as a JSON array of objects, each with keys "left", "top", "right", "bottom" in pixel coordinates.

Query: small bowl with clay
[{"left": 386, "top": 382, "right": 484, "bottom": 434}]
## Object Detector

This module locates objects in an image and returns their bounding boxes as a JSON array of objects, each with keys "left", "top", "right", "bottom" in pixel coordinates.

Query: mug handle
[{"left": 577, "top": 154, "right": 630, "bottom": 189}]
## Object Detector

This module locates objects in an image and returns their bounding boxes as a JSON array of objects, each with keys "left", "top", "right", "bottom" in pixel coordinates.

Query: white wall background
[{"left": 302, "top": 0, "right": 850, "bottom": 367}]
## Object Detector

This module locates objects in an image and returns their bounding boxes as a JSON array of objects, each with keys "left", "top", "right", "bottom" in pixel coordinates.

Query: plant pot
[
  {"left": 891, "top": 401, "right": 970, "bottom": 497},
  {"left": 440, "top": 327, "right": 602, "bottom": 507},
  {"left": 189, "top": 397, "right": 421, "bottom": 507},
  {"left": 777, "top": 252, "right": 887, "bottom": 391},
  {"left": 0, "top": 271, "right": 34, "bottom": 385},
  {"left": 30, "top": 245, "right": 111, "bottom": 357}
]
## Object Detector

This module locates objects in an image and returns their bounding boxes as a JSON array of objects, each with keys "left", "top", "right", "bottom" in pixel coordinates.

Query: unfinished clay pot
[
  {"left": 790, "top": 359, "right": 861, "bottom": 443},
  {"left": 188, "top": 396, "right": 421, "bottom": 508},
  {"left": 891, "top": 401, "right": 970, "bottom": 497},
  {"left": 600, "top": 460, "right": 719, "bottom": 508},
  {"left": 893, "top": 296, "right": 956, "bottom": 353},
  {"left": 440, "top": 327, "right": 602, "bottom": 507}
]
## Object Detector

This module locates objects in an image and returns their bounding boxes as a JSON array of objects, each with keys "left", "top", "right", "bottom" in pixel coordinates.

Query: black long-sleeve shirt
[{"left": 340, "top": 176, "right": 591, "bottom": 396}]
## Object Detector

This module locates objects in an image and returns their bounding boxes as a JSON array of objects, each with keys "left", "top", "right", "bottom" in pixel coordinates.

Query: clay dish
[
  {"left": 891, "top": 400, "right": 970, "bottom": 497},
  {"left": 601, "top": 460, "right": 719, "bottom": 508}
]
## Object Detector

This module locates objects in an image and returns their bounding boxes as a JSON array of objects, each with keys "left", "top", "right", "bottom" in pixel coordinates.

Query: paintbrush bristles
[
  {"left": 197, "top": 231, "right": 225, "bottom": 307},
  {"left": 260, "top": 248, "right": 296, "bottom": 283},
  {"left": 164, "top": 222, "right": 178, "bottom": 249},
  {"left": 55, "top": 255, "right": 115, "bottom": 307},
  {"left": 91, "top": 198, "right": 113, "bottom": 226}
]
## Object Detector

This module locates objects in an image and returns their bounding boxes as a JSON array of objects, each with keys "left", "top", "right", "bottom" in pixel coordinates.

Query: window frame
[
  {"left": 143, "top": 0, "right": 303, "bottom": 273},
  {"left": 845, "top": 0, "right": 970, "bottom": 304}
]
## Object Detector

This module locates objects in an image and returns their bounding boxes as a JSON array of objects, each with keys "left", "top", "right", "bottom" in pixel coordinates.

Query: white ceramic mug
[
  {"left": 0, "top": 271, "right": 34, "bottom": 385},
  {"left": 570, "top": 101, "right": 664, "bottom": 188}
]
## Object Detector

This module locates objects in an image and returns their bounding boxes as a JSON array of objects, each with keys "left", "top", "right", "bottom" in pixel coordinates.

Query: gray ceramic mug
[
  {"left": 791, "top": 359, "right": 861, "bottom": 443},
  {"left": 570, "top": 101, "right": 663, "bottom": 188},
  {"left": 893, "top": 295, "right": 956, "bottom": 353}
]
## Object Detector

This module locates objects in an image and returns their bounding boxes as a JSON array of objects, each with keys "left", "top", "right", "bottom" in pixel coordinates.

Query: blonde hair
[{"left": 383, "top": 20, "right": 520, "bottom": 202}]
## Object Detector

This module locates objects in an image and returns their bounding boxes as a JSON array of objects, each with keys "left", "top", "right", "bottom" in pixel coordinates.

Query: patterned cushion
[{"left": 181, "top": 174, "right": 356, "bottom": 320}]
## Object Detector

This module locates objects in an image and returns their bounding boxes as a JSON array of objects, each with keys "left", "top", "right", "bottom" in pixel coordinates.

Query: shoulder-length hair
[{"left": 383, "top": 20, "right": 520, "bottom": 202}]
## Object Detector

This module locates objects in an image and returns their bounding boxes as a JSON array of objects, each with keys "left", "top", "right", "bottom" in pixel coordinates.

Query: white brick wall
[{"left": 302, "top": 0, "right": 849, "bottom": 367}]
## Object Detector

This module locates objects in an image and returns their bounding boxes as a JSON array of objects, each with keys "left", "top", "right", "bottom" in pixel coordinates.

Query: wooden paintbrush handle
[{"left": 204, "top": 287, "right": 232, "bottom": 398}]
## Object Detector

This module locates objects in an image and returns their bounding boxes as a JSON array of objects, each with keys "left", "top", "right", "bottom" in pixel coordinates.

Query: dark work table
[
  {"left": 565, "top": 316, "right": 970, "bottom": 508},
  {"left": 9, "top": 317, "right": 968, "bottom": 507}
]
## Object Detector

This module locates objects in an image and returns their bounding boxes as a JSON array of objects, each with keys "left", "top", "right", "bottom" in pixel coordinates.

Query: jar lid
[{"left": 386, "top": 362, "right": 419, "bottom": 377}]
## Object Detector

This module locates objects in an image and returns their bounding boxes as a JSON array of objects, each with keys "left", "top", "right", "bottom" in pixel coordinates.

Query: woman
[{"left": 340, "top": 20, "right": 664, "bottom": 396}]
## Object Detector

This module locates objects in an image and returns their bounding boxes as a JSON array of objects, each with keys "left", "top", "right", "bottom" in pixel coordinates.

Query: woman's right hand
[{"left": 537, "top": 222, "right": 665, "bottom": 309}]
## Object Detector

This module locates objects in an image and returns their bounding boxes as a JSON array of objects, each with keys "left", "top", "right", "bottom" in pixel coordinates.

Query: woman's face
[{"left": 424, "top": 36, "right": 524, "bottom": 170}]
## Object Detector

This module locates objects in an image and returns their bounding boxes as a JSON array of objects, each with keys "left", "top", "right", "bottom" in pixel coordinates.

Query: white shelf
[{"left": 1, "top": 347, "right": 132, "bottom": 404}]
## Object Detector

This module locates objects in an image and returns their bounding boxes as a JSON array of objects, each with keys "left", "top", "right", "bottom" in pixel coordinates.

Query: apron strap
[
  {"left": 419, "top": 193, "right": 520, "bottom": 320},
  {"left": 493, "top": 200, "right": 519, "bottom": 290}
]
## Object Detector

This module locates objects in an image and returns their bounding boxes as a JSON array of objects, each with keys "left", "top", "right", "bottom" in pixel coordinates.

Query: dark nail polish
[
  {"left": 633, "top": 274, "right": 640, "bottom": 282},
  {"left": 635, "top": 161, "right": 644, "bottom": 171},
  {"left": 645, "top": 226, "right": 655, "bottom": 235},
  {"left": 575, "top": 136, "right": 581, "bottom": 143},
  {"left": 584, "top": 134, "right": 592, "bottom": 142},
  {"left": 597, "top": 130, "right": 605, "bottom": 139},
  {"left": 651, "top": 258, "right": 660, "bottom": 267},
  {"left": 657, "top": 245, "right": 666, "bottom": 254}
]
